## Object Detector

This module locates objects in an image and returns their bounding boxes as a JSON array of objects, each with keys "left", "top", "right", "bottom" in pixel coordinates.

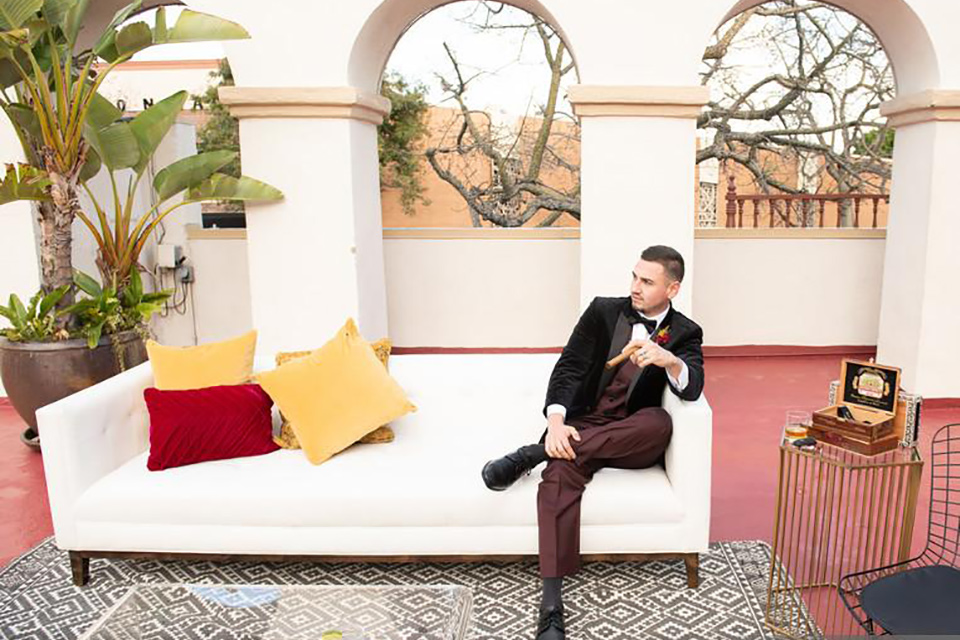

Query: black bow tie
[{"left": 628, "top": 309, "right": 658, "bottom": 335}]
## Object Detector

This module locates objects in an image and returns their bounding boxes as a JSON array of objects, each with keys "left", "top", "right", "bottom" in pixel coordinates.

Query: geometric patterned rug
[{"left": 0, "top": 538, "right": 800, "bottom": 639}]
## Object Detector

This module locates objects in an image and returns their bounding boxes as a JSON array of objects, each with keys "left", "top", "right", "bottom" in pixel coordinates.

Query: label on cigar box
[{"left": 841, "top": 360, "right": 900, "bottom": 414}]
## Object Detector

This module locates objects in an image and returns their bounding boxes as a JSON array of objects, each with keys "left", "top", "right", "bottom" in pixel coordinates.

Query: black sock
[
  {"left": 541, "top": 577, "right": 562, "bottom": 608},
  {"left": 519, "top": 443, "right": 547, "bottom": 466}
]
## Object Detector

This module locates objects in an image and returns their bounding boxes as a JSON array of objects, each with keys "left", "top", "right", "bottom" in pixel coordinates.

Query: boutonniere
[{"left": 653, "top": 326, "right": 671, "bottom": 346}]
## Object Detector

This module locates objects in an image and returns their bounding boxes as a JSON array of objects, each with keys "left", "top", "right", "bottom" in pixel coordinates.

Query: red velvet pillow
[{"left": 144, "top": 384, "right": 278, "bottom": 471}]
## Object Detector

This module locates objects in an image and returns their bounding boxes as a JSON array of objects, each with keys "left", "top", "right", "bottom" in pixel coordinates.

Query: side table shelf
[{"left": 765, "top": 440, "right": 923, "bottom": 638}]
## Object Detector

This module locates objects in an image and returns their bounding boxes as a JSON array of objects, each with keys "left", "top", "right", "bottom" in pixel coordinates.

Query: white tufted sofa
[{"left": 37, "top": 353, "right": 713, "bottom": 587}]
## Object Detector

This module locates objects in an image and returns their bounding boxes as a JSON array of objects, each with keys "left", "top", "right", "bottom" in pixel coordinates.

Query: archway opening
[{"left": 698, "top": 1, "right": 896, "bottom": 230}]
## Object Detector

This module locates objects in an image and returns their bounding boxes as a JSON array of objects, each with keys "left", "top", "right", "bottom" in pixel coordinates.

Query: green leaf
[
  {"left": 121, "top": 267, "right": 142, "bottom": 307},
  {"left": 60, "top": 298, "right": 95, "bottom": 315},
  {"left": 129, "top": 90, "right": 187, "bottom": 175},
  {"left": 153, "top": 5, "right": 166, "bottom": 42},
  {"left": 61, "top": 0, "right": 88, "bottom": 46},
  {"left": 94, "top": 36, "right": 119, "bottom": 63},
  {"left": 9, "top": 293, "right": 27, "bottom": 324},
  {"left": 85, "top": 319, "right": 104, "bottom": 348},
  {"left": 0, "top": 163, "right": 51, "bottom": 205},
  {"left": 0, "top": 0, "right": 43, "bottom": 30},
  {"left": 84, "top": 120, "right": 140, "bottom": 170},
  {"left": 86, "top": 90, "right": 122, "bottom": 130},
  {"left": 164, "top": 9, "right": 249, "bottom": 44},
  {"left": 78, "top": 145, "right": 101, "bottom": 182},
  {"left": 23, "top": 17, "right": 49, "bottom": 46},
  {"left": 135, "top": 300, "right": 162, "bottom": 320},
  {"left": 115, "top": 20, "right": 151, "bottom": 57},
  {"left": 0, "top": 304, "right": 16, "bottom": 324},
  {"left": 141, "top": 291, "right": 171, "bottom": 304},
  {"left": 40, "top": 0, "right": 75, "bottom": 28},
  {"left": 128, "top": 265, "right": 143, "bottom": 299},
  {"left": 186, "top": 173, "right": 284, "bottom": 203},
  {"left": 38, "top": 285, "right": 67, "bottom": 318},
  {"left": 153, "top": 149, "right": 235, "bottom": 201},
  {"left": 4, "top": 102, "right": 42, "bottom": 139},
  {"left": 25, "top": 290, "right": 40, "bottom": 320},
  {"left": 92, "top": 0, "right": 141, "bottom": 58},
  {"left": 0, "top": 57, "right": 21, "bottom": 88},
  {"left": 73, "top": 270, "right": 101, "bottom": 297}
]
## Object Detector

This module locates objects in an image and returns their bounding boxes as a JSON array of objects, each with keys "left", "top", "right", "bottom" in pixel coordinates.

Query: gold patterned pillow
[{"left": 272, "top": 338, "right": 395, "bottom": 449}]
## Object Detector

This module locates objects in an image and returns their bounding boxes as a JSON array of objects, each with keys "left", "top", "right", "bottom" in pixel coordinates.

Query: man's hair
[{"left": 641, "top": 245, "right": 685, "bottom": 283}]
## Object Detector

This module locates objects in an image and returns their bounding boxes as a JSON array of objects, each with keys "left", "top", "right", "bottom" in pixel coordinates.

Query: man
[{"left": 481, "top": 245, "right": 705, "bottom": 640}]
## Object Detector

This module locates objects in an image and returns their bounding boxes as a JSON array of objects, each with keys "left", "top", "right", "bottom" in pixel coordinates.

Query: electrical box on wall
[{"left": 157, "top": 244, "right": 182, "bottom": 269}]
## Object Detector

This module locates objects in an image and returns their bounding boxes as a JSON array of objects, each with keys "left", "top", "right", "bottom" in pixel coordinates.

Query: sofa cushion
[
  {"left": 146, "top": 330, "right": 257, "bottom": 391},
  {"left": 76, "top": 450, "right": 682, "bottom": 528},
  {"left": 144, "top": 384, "right": 278, "bottom": 471},
  {"left": 77, "top": 353, "right": 684, "bottom": 529},
  {"left": 256, "top": 319, "right": 416, "bottom": 465},
  {"left": 273, "top": 339, "right": 395, "bottom": 448}
]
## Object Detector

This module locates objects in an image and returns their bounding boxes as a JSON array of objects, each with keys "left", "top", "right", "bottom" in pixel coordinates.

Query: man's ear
[{"left": 666, "top": 280, "right": 681, "bottom": 299}]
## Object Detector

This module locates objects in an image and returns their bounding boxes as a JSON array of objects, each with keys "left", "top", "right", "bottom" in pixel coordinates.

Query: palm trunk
[{"left": 40, "top": 166, "right": 79, "bottom": 322}]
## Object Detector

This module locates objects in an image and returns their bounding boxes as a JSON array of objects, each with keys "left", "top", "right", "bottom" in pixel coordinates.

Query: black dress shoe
[
  {"left": 535, "top": 604, "right": 565, "bottom": 639},
  {"left": 481, "top": 447, "right": 536, "bottom": 491}
]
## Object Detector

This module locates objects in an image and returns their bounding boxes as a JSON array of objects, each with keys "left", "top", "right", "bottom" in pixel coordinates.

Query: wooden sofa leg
[
  {"left": 683, "top": 553, "right": 700, "bottom": 588},
  {"left": 70, "top": 552, "right": 90, "bottom": 587}
]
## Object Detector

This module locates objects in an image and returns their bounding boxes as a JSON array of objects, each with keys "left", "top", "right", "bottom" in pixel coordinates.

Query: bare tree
[
  {"left": 698, "top": 0, "right": 895, "bottom": 225},
  {"left": 424, "top": 2, "right": 580, "bottom": 227},
  {"left": 417, "top": 0, "right": 893, "bottom": 228}
]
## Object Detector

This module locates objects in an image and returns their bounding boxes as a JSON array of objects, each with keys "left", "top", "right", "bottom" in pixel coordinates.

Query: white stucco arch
[
  {"left": 713, "top": 0, "right": 940, "bottom": 95},
  {"left": 348, "top": 0, "right": 580, "bottom": 93}
]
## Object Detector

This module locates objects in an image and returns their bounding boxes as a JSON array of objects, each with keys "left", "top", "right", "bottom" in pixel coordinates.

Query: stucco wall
[{"left": 180, "top": 229, "right": 885, "bottom": 349}]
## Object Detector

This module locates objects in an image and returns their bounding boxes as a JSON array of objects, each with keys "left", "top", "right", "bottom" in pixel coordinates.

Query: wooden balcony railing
[{"left": 723, "top": 175, "right": 890, "bottom": 229}]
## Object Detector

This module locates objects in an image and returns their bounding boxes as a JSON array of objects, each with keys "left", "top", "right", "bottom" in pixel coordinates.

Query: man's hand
[
  {"left": 624, "top": 339, "right": 677, "bottom": 369},
  {"left": 545, "top": 414, "right": 581, "bottom": 460}
]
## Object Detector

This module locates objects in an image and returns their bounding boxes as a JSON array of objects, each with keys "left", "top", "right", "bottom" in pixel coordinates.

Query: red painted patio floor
[{"left": 2, "top": 354, "right": 958, "bottom": 569}]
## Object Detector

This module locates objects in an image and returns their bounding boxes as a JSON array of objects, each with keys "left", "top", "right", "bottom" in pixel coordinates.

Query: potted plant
[
  {"left": 0, "top": 267, "right": 171, "bottom": 449},
  {"left": 0, "top": 0, "right": 283, "bottom": 448}
]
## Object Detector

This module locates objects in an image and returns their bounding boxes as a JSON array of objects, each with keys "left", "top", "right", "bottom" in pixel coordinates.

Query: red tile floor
[{"left": 1, "top": 353, "right": 958, "bottom": 570}]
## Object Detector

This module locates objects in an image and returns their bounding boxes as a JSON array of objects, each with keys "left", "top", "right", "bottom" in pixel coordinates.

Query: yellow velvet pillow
[
  {"left": 256, "top": 319, "right": 416, "bottom": 465},
  {"left": 146, "top": 330, "right": 257, "bottom": 391},
  {"left": 273, "top": 339, "right": 395, "bottom": 448}
]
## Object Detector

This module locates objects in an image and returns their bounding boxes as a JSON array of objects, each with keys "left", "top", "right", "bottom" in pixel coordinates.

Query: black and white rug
[{"left": 0, "top": 539, "right": 802, "bottom": 639}]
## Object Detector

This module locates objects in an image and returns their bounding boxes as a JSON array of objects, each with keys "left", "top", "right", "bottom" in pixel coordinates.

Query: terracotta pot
[{"left": 0, "top": 330, "right": 147, "bottom": 434}]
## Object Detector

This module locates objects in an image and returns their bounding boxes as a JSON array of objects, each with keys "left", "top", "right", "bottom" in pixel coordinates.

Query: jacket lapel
[
  {"left": 594, "top": 307, "right": 633, "bottom": 403},
  {"left": 626, "top": 303, "right": 677, "bottom": 403}
]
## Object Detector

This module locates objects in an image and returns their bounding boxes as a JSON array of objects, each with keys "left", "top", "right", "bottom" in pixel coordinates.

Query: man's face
[{"left": 630, "top": 259, "right": 680, "bottom": 316}]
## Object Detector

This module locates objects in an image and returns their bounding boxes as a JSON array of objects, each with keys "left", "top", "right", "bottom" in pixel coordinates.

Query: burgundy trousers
[{"left": 536, "top": 406, "right": 673, "bottom": 578}]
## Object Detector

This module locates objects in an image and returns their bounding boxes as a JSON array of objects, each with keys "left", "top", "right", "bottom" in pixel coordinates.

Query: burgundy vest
[{"left": 569, "top": 360, "right": 640, "bottom": 427}]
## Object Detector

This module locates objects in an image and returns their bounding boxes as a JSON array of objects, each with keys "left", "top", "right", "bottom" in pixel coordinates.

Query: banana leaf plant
[
  {"left": 0, "top": 0, "right": 278, "bottom": 325},
  {"left": 79, "top": 89, "right": 283, "bottom": 289}
]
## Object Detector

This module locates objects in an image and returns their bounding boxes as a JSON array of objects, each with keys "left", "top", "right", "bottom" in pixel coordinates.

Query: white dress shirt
[{"left": 546, "top": 303, "right": 689, "bottom": 420}]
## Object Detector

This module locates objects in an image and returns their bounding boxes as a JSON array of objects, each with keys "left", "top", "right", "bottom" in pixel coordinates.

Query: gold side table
[{"left": 765, "top": 439, "right": 923, "bottom": 639}]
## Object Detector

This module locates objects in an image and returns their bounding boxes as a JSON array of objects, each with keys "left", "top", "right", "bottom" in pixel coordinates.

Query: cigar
[{"left": 606, "top": 343, "right": 641, "bottom": 369}]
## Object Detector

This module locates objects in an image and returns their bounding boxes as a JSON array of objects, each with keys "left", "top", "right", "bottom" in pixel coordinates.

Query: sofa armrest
[
  {"left": 36, "top": 361, "right": 154, "bottom": 549},
  {"left": 662, "top": 387, "right": 713, "bottom": 543}
]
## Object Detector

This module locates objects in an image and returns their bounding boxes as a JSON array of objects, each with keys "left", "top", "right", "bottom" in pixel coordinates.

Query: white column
[
  {"left": 569, "top": 86, "right": 709, "bottom": 316},
  {"left": 877, "top": 91, "right": 960, "bottom": 398},
  {"left": 219, "top": 87, "right": 390, "bottom": 356}
]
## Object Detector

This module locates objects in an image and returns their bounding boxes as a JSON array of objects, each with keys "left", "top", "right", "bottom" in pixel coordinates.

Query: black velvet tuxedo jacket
[{"left": 543, "top": 296, "right": 705, "bottom": 421}]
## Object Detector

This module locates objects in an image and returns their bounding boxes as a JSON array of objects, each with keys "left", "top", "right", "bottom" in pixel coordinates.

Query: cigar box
[
  {"left": 806, "top": 425, "right": 902, "bottom": 456},
  {"left": 828, "top": 379, "right": 922, "bottom": 448},
  {"left": 812, "top": 359, "right": 902, "bottom": 455}
]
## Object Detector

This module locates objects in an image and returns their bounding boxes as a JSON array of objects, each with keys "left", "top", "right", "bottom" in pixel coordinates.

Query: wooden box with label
[{"left": 811, "top": 359, "right": 902, "bottom": 455}]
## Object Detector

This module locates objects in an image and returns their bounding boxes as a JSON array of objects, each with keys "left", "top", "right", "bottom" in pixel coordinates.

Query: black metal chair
[{"left": 838, "top": 422, "right": 960, "bottom": 635}]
